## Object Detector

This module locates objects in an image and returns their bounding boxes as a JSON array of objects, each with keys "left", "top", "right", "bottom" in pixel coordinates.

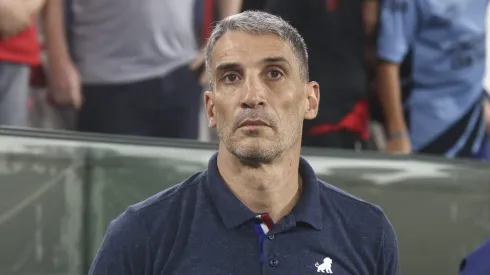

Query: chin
[
  {"left": 230, "top": 139, "right": 278, "bottom": 164},
  {"left": 233, "top": 150, "right": 275, "bottom": 165},
  {"left": 237, "top": 137, "right": 272, "bottom": 150}
]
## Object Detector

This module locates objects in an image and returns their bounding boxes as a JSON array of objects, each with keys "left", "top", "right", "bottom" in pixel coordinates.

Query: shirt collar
[
  {"left": 292, "top": 156, "right": 323, "bottom": 230},
  {"left": 205, "top": 152, "right": 323, "bottom": 230},
  {"left": 205, "top": 153, "right": 256, "bottom": 230}
]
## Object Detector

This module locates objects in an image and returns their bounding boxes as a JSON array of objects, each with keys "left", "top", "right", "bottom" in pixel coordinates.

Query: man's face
[{"left": 204, "top": 32, "right": 319, "bottom": 163}]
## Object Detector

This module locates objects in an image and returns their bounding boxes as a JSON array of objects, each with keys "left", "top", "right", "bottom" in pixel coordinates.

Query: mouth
[{"left": 238, "top": 119, "right": 270, "bottom": 129}]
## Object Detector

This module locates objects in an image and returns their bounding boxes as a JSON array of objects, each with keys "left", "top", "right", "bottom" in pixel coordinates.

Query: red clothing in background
[{"left": 0, "top": 18, "right": 41, "bottom": 65}]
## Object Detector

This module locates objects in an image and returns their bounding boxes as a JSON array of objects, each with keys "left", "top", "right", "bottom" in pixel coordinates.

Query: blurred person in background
[
  {"left": 67, "top": 0, "right": 242, "bottom": 139},
  {"left": 0, "top": 0, "right": 81, "bottom": 127},
  {"left": 0, "top": 0, "right": 43, "bottom": 127},
  {"left": 264, "top": 0, "right": 378, "bottom": 149},
  {"left": 377, "top": 0, "right": 489, "bottom": 158},
  {"left": 478, "top": 4, "right": 490, "bottom": 159}
]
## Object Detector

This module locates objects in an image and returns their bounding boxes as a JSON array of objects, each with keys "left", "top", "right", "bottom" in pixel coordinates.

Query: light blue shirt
[{"left": 377, "top": 0, "right": 489, "bottom": 155}]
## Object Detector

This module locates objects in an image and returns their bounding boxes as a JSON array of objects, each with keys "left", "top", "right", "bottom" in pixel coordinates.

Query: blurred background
[{"left": 0, "top": 0, "right": 489, "bottom": 274}]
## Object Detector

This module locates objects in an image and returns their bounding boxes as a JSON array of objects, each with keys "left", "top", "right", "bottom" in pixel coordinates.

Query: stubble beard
[{"left": 217, "top": 122, "right": 300, "bottom": 166}]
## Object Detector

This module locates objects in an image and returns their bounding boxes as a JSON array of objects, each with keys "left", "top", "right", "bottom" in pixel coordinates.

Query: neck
[{"left": 217, "top": 145, "right": 302, "bottom": 223}]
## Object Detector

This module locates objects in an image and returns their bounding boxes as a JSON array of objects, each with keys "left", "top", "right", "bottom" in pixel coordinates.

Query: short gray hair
[{"left": 204, "top": 11, "right": 309, "bottom": 89}]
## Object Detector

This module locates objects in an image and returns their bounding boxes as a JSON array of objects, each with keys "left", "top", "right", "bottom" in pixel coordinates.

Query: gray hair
[{"left": 204, "top": 11, "right": 309, "bottom": 89}]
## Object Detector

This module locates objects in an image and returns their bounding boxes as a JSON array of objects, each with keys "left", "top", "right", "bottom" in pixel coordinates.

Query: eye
[
  {"left": 223, "top": 73, "right": 241, "bottom": 83},
  {"left": 267, "top": 70, "right": 284, "bottom": 79}
]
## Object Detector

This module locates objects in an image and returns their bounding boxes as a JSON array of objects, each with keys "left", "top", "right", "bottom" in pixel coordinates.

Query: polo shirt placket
[
  {"left": 253, "top": 213, "right": 304, "bottom": 274},
  {"left": 252, "top": 214, "right": 275, "bottom": 269},
  {"left": 203, "top": 154, "right": 331, "bottom": 274}
]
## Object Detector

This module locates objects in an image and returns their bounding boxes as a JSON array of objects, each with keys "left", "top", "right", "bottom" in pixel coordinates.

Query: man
[
  {"left": 479, "top": 4, "right": 490, "bottom": 159},
  {"left": 0, "top": 0, "right": 81, "bottom": 127},
  {"left": 0, "top": 0, "right": 45, "bottom": 126},
  {"left": 264, "top": 0, "right": 378, "bottom": 149},
  {"left": 377, "top": 0, "right": 489, "bottom": 157},
  {"left": 68, "top": 0, "right": 241, "bottom": 138},
  {"left": 89, "top": 11, "right": 399, "bottom": 275}
]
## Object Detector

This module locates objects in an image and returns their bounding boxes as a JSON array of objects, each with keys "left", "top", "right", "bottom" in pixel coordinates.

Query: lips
[{"left": 239, "top": 119, "right": 269, "bottom": 128}]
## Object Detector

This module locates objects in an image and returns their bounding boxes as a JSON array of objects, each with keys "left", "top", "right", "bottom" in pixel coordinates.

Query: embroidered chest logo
[{"left": 315, "top": 257, "right": 333, "bottom": 273}]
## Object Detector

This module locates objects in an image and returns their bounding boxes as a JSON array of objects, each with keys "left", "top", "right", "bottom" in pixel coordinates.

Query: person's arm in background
[
  {"left": 0, "top": 0, "right": 45, "bottom": 38},
  {"left": 363, "top": 0, "right": 378, "bottom": 38},
  {"left": 377, "top": 61, "right": 408, "bottom": 152},
  {"left": 483, "top": 3, "right": 490, "bottom": 135},
  {"left": 484, "top": 97, "right": 490, "bottom": 134},
  {"left": 363, "top": 0, "right": 378, "bottom": 69},
  {"left": 42, "top": 0, "right": 82, "bottom": 109},
  {"left": 23, "top": 0, "right": 46, "bottom": 14},
  {"left": 363, "top": 0, "right": 379, "bottom": 117},
  {"left": 376, "top": 0, "right": 423, "bottom": 153},
  {"left": 217, "top": 0, "right": 242, "bottom": 18}
]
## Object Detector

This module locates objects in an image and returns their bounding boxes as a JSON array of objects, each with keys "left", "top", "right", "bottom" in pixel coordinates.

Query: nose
[{"left": 240, "top": 74, "right": 267, "bottom": 109}]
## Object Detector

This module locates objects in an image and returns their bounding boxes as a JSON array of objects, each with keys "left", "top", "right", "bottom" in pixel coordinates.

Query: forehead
[{"left": 211, "top": 31, "right": 296, "bottom": 68}]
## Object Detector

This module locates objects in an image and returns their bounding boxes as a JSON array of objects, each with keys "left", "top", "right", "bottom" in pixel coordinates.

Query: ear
[
  {"left": 204, "top": 91, "right": 217, "bottom": 128},
  {"left": 304, "top": 81, "right": 320, "bottom": 120}
]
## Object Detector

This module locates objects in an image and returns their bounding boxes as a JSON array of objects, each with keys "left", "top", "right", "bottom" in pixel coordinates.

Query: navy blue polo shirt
[
  {"left": 459, "top": 238, "right": 490, "bottom": 275},
  {"left": 88, "top": 153, "right": 399, "bottom": 275}
]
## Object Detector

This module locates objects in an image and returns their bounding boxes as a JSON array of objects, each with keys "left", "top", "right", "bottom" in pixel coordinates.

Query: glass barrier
[{"left": 0, "top": 128, "right": 489, "bottom": 275}]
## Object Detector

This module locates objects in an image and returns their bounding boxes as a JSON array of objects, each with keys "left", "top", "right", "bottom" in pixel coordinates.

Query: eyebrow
[
  {"left": 215, "top": 62, "right": 241, "bottom": 74},
  {"left": 260, "top": 56, "right": 291, "bottom": 67},
  {"left": 215, "top": 56, "right": 292, "bottom": 75}
]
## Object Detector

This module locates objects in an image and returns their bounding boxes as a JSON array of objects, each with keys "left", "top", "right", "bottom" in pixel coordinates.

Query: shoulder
[
  {"left": 460, "top": 238, "right": 490, "bottom": 275},
  {"left": 123, "top": 171, "right": 207, "bottom": 228},
  {"left": 318, "top": 179, "right": 387, "bottom": 222},
  {"left": 103, "top": 170, "right": 206, "bottom": 247},
  {"left": 318, "top": 179, "right": 396, "bottom": 243},
  {"left": 88, "top": 171, "right": 207, "bottom": 274}
]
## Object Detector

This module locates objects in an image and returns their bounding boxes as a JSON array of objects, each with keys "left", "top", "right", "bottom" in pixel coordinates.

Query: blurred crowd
[{"left": 1, "top": 0, "right": 490, "bottom": 160}]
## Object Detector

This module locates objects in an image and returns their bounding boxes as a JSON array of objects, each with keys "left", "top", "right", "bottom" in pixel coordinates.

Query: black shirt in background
[
  {"left": 241, "top": 0, "right": 266, "bottom": 11},
  {"left": 265, "top": 0, "right": 366, "bottom": 125}
]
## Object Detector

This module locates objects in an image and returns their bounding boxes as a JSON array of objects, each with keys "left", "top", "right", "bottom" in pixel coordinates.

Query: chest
[
  {"left": 413, "top": 0, "right": 488, "bottom": 71},
  {"left": 420, "top": 0, "right": 488, "bottom": 46},
  {"left": 155, "top": 228, "right": 375, "bottom": 275}
]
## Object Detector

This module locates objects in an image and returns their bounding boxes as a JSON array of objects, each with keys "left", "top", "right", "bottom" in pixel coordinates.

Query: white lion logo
[{"left": 315, "top": 257, "right": 333, "bottom": 273}]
